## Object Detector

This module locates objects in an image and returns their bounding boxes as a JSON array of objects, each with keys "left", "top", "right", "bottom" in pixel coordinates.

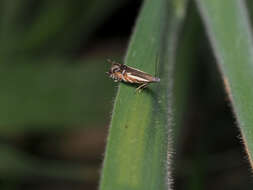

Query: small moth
[{"left": 106, "top": 59, "right": 160, "bottom": 91}]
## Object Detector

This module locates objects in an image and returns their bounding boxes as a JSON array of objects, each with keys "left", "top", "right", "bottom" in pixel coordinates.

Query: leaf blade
[
  {"left": 196, "top": 0, "right": 253, "bottom": 166},
  {"left": 100, "top": 0, "right": 188, "bottom": 189}
]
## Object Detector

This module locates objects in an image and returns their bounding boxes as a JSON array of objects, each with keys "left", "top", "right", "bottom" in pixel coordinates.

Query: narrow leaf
[
  {"left": 196, "top": 0, "right": 253, "bottom": 166},
  {"left": 0, "top": 57, "right": 115, "bottom": 131},
  {"left": 100, "top": 0, "right": 188, "bottom": 189}
]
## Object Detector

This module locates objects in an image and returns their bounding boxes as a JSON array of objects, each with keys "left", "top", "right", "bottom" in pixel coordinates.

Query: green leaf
[
  {"left": 196, "top": 0, "right": 253, "bottom": 166},
  {"left": 173, "top": 4, "right": 201, "bottom": 146},
  {"left": 0, "top": 57, "right": 115, "bottom": 132},
  {"left": 99, "top": 0, "right": 188, "bottom": 189},
  {"left": 0, "top": 0, "right": 30, "bottom": 54},
  {"left": 20, "top": 0, "right": 74, "bottom": 52},
  {"left": 0, "top": 0, "right": 127, "bottom": 56}
]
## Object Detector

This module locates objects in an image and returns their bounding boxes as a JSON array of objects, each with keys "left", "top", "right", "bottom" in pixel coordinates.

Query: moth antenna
[
  {"left": 155, "top": 52, "right": 160, "bottom": 78},
  {"left": 107, "top": 59, "right": 117, "bottom": 64},
  {"left": 106, "top": 59, "right": 113, "bottom": 64}
]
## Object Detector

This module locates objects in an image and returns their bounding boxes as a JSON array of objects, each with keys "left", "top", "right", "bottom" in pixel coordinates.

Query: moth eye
[{"left": 121, "top": 65, "right": 127, "bottom": 70}]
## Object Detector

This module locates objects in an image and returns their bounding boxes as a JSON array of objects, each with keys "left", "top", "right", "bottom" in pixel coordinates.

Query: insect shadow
[{"left": 121, "top": 82, "right": 156, "bottom": 95}]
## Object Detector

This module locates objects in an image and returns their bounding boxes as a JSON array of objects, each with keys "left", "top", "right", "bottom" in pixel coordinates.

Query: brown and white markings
[{"left": 106, "top": 59, "right": 160, "bottom": 91}]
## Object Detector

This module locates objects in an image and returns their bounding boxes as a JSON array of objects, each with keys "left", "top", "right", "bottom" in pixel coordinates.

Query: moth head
[{"left": 106, "top": 59, "right": 122, "bottom": 79}]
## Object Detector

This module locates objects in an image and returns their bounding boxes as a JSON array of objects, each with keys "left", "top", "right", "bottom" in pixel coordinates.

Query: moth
[{"left": 106, "top": 59, "right": 160, "bottom": 91}]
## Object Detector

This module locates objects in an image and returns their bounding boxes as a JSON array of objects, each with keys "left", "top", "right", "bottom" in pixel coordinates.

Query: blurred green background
[{"left": 1, "top": 0, "right": 253, "bottom": 189}]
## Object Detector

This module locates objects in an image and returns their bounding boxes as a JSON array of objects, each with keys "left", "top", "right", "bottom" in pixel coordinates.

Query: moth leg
[
  {"left": 114, "top": 77, "right": 122, "bottom": 82},
  {"left": 136, "top": 83, "right": 148, "bottom": 93}
]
